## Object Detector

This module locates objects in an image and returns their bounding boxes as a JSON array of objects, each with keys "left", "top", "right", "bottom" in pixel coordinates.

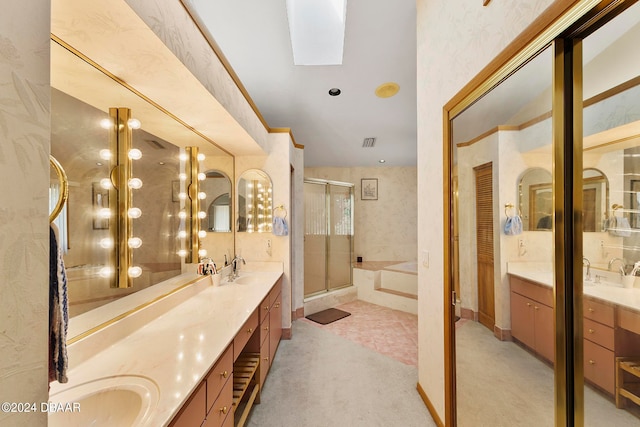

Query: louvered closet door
[{"left": 474, "top": 163, "right": 495, "bottom": 331}]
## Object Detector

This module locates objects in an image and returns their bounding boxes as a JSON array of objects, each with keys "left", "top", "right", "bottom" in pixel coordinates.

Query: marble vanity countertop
[
  {"left": 49, "top": 270, "right": 283, "bottom": 426},
  {"left": 507, "top": 262, "right": 640, "bottom": 312}
]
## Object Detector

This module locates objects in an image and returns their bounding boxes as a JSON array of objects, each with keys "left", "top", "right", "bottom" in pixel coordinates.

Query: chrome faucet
[
  {"left": 583, "top": 257, "right": 591, "bottom": 282},
  {"left": 608, "top": 257, "right": 626, "bottom": 277},
  {"left": 230, "top": 255, "right": 246, "bottom": 280}
]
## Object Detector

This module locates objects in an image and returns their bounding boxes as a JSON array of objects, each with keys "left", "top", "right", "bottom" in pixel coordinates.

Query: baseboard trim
[
  {"left": 460, "top": 307, "right": 477, "bottom": 321},
  {"left": 282, "top": 328, "right": 292, "bottom": 340},
  {"left": 493, "top": 325, "right": 512, "bottom": 341},
  {"left": 416, "top": 382, "right": 444, "bottom": 427},
  {"left": 294, "top": 307, "right": 304, "bottom": 320}
]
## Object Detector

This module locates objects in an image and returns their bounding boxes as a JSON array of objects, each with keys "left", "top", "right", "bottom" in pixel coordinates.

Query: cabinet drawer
[
  {"left": 584, "top": 297, "right": 614, "bottom": 327},
  {"left": 260, "top": 315, "right": 270, "bottom": 346},
  {"left": 206, "top": 373, "right": 233, "bottom": 427},
  {"left": 584, "top": 339, "right": 615, "bottom": 395},
  {"left": 170, "top": 382, "right": 206, "bottom": 427},
  {"left": 270, "top": 279, "right": 282, "bottom": 308},
  {"left": 583, "top": 318, "right": 614, "bottom": 351},
  {"left": 259, "top": 295, "right": 270, "bottom": 323},
  {"left": 259, "top": 338, "right": 270, "bottom": 386},
  {"left": 617, "top": 306, "right": 640, "bottom": 335},
  {"left": 206, "top": 344, "right": 232, "bottom": 413},
  {"left": 234, "top": 310, "right": 258, "bottom": 361},
  {"left": 510, "top": 276, "right": 553, "bottom": 307}
]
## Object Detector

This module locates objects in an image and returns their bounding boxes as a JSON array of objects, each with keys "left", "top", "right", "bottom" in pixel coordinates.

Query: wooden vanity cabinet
[
  {"left": 583, "top": 296, "right": 616, "bottom": 395},
  {"left": 510, "top": 276, "right": 554, "bottom": 363},
  {"left": 257, "top": 279, "right": 283, "bottom": 398}
]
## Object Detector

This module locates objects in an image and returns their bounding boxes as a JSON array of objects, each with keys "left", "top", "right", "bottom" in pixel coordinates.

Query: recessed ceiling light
[
  {"left": 379, "top": 159, "right": 386, "bottom": 163},
  {"left": 375, "top": 82, "right": 400, "bottom": 98},
  {"left": 328, "top": 88, "right": 341, "bottom": 96}
]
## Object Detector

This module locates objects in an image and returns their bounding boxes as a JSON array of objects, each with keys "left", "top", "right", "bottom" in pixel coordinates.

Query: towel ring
[
  {"left": 273, "top": 205, "right": 287, "bottom": 219},
  {"left": 504, "top": 203, "right": 520, "bottom": 218},
  {"left": 49, "top": 155, "right": 69, "bottom": 223}
]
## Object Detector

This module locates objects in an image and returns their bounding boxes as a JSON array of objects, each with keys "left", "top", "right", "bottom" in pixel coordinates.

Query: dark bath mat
[{"left": 306, "top": 308, "right": 351, "bottom": 325}]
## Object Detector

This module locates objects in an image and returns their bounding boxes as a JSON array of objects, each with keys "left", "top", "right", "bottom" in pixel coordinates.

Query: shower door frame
[{"left": 303, "top": 178, "right": 355, "bottom": 298}]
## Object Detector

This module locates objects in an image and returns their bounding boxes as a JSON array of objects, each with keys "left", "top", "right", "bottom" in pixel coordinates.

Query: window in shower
[{"left": 303, "top": 179, "right": 354, "bottom": 298}]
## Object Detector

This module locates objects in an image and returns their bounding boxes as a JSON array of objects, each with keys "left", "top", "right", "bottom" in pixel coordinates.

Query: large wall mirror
[
  {"left": 51, "top": 40, "right": 234, "bottom": 317},
  {"left": 518, "top": 167, "right": 552, "bottom": 231}
]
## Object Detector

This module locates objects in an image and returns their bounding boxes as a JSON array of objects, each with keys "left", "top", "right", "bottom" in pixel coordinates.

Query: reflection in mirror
[
  {"left": 201, "top": 170, "right": 232, "bottom": 232},
  {"left": 51, "top": 40, "right": 234, "bottom": 319},
  {"left": 582, "top": 168, "right": 608, "bottom": 232},
  {"left": 451, "top": 45, "right": 554, "bottom": 424},
  {"left": 518, "top": 168, "right": 552, "bottom": 231},
  {"left": 237, "top": 169, "right": 273, "bottom": 233}
]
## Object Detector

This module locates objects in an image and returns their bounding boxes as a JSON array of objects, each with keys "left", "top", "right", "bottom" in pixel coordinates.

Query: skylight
[{"left": 286, "top": 0, "right": 347, "bottom": 65}]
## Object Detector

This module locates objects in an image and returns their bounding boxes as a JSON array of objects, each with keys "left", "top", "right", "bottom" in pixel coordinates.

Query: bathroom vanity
[
  {"left": 508, "top": 264, "right": 640, "bottom": 402},
  {"left": 48, "top": 268, "right": 284, "bottom": 427}
]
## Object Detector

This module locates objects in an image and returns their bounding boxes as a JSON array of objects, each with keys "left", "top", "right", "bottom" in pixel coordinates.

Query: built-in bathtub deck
[{"left": 353, "top": 261, "right": 417, "bottom": 314}]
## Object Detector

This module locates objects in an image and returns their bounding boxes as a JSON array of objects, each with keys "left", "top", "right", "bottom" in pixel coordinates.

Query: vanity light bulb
[
  {"left": 197, "top": 153, "right": 205, "bottom": 161},
  {"left": 178, "top": 230, "right": 187, "bottom": 239},
  {"left": 179, "top": 153, "right": 188, "bottom": 162},
  {"left": 99, "top": 238, "right": 114, "bottom": 249},
  {"left": 128, "top": 148, "right": 142, "bottom": 160},
  {"left": 178, "top": 192, "right": 187, "bottom": 200},
  {"left": 178, "top": 211, "right": 187, "bottom": 219},
  {"left": 198, "top": 211, "right": 206, "bottom": 219},
  {"left": 99, "top": 118, "right": 112, "bottom": 130},
  {"left": 128, "top": 266, "right": 142, "bottom": 278},
  {"left": 127, "top": 118, "right": 141, "bottom": 129},
  {"left": 268, "top": 188, "right": 272, "bottom": 193},
  {"left": 198, "top": 192, "right": 207, "bottom": 200},
  {"left": 98, "top": 208, "right": 111, "bottom": 219},
  {"left": 100, "top": 178, "right": 112, "bottom": 189},
  {"left": 198, "top": 173, "right": 206, "bottom": 181},
  {"left": 128, "top": 237, "right": 142, "bottom": 248},
  {"left": 248, "top": 183, "right": 254, "bottom": 188},
  {"left": 198, "top": 230, "right": 207, "bottom": 238},
  {"left": 128, "top": 178, "right": 143, "bottom": 189},
  {"left": 248, "top": 194, "right": 253, "bottom": 199},
  {"left": 99, "top": 149, "right": 112, "bottom": 160},
  {"left": 99, "top": 267, "right": 113, "bottom": 278},
  {"left": 198, "top": 249, "right": 207, "bottom": 257},
  {"left": 179, "top": 173, "right": 187, "bottom": 181},
  {"left": 128, "top": 207, "right": 142, "bottom": 219},
  {"left": 177, "top": 249, "right": 187, "bottom": 257}
]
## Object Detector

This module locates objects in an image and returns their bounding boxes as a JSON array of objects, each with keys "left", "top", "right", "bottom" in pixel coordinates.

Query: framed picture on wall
[{"left": 361, "top": 178, "right": 378, "bottom": 201}]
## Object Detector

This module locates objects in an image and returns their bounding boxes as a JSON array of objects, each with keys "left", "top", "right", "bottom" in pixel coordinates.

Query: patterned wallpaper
[{"left": 0, "top": 1, "right": 50, "bottom": 425}]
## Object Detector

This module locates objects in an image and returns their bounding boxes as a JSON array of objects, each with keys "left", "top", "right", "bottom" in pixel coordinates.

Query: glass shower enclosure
[{"left": 303, "top": 179, "right": 354, "bottom": 298}]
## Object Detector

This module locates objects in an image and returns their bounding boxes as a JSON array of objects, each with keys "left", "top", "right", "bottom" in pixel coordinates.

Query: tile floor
[{"left": 301, "top": 299, "right": 419, "bottom": 365}]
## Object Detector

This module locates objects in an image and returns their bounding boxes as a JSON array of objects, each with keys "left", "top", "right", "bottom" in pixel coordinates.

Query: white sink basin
[
  {"left": 232, "top": 274, "right": 265, "bottom": 285},
  {"left": 48, "top": 375, "right": 159, "bottom": 427}
]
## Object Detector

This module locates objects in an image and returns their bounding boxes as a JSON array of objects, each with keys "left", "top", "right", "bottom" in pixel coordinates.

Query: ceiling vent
[
  {"left": 145, "top": 139, "right": 165, "bottom": 149},
  {"left": 362, "top": 137, "right": 376, "bottom": 148}
]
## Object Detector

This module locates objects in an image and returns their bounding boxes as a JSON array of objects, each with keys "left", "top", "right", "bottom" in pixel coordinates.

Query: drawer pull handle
[
  {"left": 264, "top": 306, "right": 269, "bottom": 311},
  {"left": 263, "top": 357, "right": 269, "bottom": 362},
  {"left": 588, "top": 307, "right": 595, "bottom": 313},
  {"left": 247, "top": 328, "right": 253, "bottom": 334},
  {"left": 275, "top": 303, "right": 280, "bottom": 308},
  {"left": 220, "top": 370, "right": 228, "bottom": 379},
  {"left": 264, "top": 326, "right": 269, "bottom": 331},
  {"left": 589, "top": 360, "right": 595, "bottom": 365},
  {"left": 534, "top": 306, "right": 539, "bottom": 310},
  {"left": 588, "top": 329, "right": 595, "bottom": 334},
  {"left": 220, "top": 406, "right": 228, "bottom": 415},
  {"left": 526, "top": 302, "right": 532, "bottom": 307}
]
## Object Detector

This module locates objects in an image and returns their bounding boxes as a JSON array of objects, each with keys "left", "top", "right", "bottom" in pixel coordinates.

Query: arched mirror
[
  {"left": 201, "top": 170, "right": 232, "bottom": 232},
  {"left": 582, "top": 167, "right": 608, "bottom": 232},
  {"left": 518, "top": 167, "right": 552, "bottom": 231},
  {"left": 237, "top": 169, "right": 273, "bottom": 233}
]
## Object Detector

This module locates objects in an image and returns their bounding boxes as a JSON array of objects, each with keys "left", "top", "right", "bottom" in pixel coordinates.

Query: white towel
[
  {"left": 609, "top": 216, "right": 632, "bottom": 237},
  {"left": 272, "top": 216, "right": 288, "bottom": 236}
]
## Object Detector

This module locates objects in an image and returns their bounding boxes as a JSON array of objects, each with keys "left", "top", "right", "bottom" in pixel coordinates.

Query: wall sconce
[
  {"left": 98, "top": 107, "right": 143, "bottom": 288},
  {"left": 177, "top": 147, "right": 206, "bottom": 263}
]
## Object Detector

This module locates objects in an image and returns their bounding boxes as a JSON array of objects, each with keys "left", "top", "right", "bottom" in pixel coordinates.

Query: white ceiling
[{"left": 185, "top": 0, "right": 417, "bottom": 167}]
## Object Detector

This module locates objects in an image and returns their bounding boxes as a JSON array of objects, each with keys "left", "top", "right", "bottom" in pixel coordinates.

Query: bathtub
[{"left": 353, "top": 261, "right": 417, "bottom": 314}]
